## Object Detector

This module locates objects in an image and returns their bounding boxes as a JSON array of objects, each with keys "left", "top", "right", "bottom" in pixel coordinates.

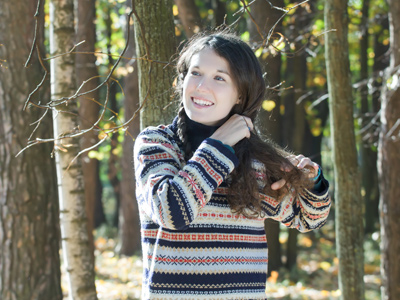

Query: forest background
[{"left": 0, "top": 0, "right": 399, "bottom": 299}]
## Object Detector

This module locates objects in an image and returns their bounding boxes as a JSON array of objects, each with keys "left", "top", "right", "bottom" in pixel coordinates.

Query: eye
[
  {"left": 214, "top": 75, "right": 225, "bottom": 81},
  {"left": 191, "top": 70, "right": 200, "bottom": 76}
]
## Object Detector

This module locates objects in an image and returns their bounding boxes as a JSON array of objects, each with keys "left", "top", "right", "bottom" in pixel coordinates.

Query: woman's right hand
[{"left": 210, "top": 114, "right": 253, "bottom": 147}]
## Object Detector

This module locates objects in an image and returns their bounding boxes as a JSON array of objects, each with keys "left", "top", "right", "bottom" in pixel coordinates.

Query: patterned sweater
[{"left": 134, "top": 117, "right": 331, "bottom": 300}]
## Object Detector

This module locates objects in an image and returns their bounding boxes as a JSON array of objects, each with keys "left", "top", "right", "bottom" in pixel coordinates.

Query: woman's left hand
[{"left": 271, "top": 154, "right": 319, "bottom": 190}]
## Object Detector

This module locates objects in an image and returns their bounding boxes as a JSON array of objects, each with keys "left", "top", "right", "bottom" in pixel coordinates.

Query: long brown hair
[{"left": 175, "top": 32, "right": 312, "bottom": 218}]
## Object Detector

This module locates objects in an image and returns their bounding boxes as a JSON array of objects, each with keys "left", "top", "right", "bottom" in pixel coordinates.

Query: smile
[{"left": 192, "top": 97, "right": 214, "bottom": 107}]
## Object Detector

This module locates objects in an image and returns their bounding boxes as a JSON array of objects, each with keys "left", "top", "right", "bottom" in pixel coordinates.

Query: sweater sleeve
[
  {"left": 260, "top": 171, "right": 331, "bottom": 232},
  {"left": 134, "top": 128, "right": 239, "bottom": 230}
]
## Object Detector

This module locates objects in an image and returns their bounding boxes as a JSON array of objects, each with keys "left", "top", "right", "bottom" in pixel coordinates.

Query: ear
[{"left": 236, "top": 97, "right": 241, "bottom": 105}]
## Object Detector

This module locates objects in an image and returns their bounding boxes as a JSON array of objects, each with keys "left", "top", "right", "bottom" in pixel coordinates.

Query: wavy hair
[{"left": 175, "top": 32, "right": 312, "bottom": 218}]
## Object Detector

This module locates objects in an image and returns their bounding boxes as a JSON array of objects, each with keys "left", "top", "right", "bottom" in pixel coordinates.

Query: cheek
[{"left": 184, "top": 75, "right": 197, "bottom": 87}]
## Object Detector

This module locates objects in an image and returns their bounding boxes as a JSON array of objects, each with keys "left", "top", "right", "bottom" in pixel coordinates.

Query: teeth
[{"left": 193, "top": 98, "right": 213, "bottom": 106}]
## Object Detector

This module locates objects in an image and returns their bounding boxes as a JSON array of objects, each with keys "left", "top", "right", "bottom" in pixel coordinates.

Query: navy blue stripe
[{"left": 150, "top": 272, "right": 267, "bottom": 293}]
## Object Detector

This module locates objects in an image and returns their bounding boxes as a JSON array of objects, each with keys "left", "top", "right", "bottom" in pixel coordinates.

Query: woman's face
[{"left": 182, "top": 48, "right": 239, "bottom": 126}]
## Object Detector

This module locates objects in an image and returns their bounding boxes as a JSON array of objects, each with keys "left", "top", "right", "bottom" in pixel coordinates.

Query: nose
[{"left": 196, "top": 77, "right": 210, "bottom": 93}]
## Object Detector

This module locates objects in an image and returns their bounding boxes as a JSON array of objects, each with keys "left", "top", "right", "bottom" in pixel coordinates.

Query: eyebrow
[{"left": 191, "top": 65, "right": 231, "bottom": 76}]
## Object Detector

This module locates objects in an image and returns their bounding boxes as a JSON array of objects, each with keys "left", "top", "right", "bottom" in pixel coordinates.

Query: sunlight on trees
[{"left": 0, "top": 0, "right": 396, "bottom": 299}]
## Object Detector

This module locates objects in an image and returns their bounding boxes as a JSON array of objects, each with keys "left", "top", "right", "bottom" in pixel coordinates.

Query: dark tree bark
[
  {"left": 133, "top": 0, "right": 177, "bottom": 129},
  {"left": 286, "top": 36, "right": 310, "bottom": 271},
  {"left": 212, "top": 0, "right": 227, "bottom": 27},
  {"left": 359, "top": 0, "right": 379, "bottom": 234},
  {"left": 118, "top": 36, "right": 142, "bottom": 256},
  {"left": 378, "top": 1, "right": 400, "bottom": 299},
  {"left": 247, "top": 0, "right": 284, "bottom": 274},
  {"left": 325, "top": 0, "right": 365, "bottom": 299},
  {"left": 115, "top": 0, "right": 142, "bottom": 256},
  {"left": 282, "top": 3, "right": 315, "bottom": 273},
  {"left": 76, "top": 0, "right": 105, "bottom": 260},
  {"left": 0, "top": 0, "right": 62, "bottom": 299},
  {"left": 175, "top": 0, "right": 202, "bottom": 38},
  {"left": 108, "top": 84, "right": 121, "bottom": 228},
  {"left": 103, "top": 7, "right": 122, "bottom": 228}
]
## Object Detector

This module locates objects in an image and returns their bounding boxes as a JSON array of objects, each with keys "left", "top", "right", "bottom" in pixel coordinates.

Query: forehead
[{"left": 189, "top": 48, "right": 230, "bottom": 73}]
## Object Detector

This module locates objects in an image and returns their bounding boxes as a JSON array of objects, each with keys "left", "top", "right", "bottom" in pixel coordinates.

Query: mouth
[{"left": 192, "top": 97, "right": 214, "bottom": 107}]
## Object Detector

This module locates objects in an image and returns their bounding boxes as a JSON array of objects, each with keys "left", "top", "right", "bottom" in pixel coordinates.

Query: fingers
[
  {"left": 241, "top": 115, "right": 253, "bottom": 133},
  {"left": 210, "top": 114, "right": 254, "bottom": 146},
  {"left": 287, "top": 154, "right": 319, "bottom": 177},
  {"left": 271, "top": 178, "right": 286, "bottom": 190}
]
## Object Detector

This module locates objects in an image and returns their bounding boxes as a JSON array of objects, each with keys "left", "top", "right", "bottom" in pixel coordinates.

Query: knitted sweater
[{"left": 134, "top": 117, "right": 331, "bottom": 300}]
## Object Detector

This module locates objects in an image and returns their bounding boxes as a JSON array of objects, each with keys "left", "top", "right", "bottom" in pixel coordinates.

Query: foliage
[{"left": 40, "top": 0, "right": 389, "bottom": 296}]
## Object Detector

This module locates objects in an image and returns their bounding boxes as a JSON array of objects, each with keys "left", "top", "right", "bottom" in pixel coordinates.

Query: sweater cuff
[
  {"left": 208, "top": 138, "right": 235, "bottom": 154},
  {"left": 310, "top": 169, "right": 329, "bottom": 195},
  {"left": 204, "top": 138, "right": 239, "bottom": 168}
]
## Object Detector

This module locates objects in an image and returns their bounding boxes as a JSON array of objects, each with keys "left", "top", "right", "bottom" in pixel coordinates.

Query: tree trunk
[
  {"left": 117, "top": 9, "right": 142, "bottom": 255},
  {"left": 283, "top": 3, "right": 312, "bottom": 273},
  {"left": 285, "top": 47, "right": 306, "bottom": 270},
  {"left": 49, "top": 0, "right": 97, "bottom": 299},
  {"left": 108, "top": 86, "right": 121, "bottom": 228},
  {"left": 378, "top": 1, "right": 400, "bottom": 299},
  {"left": 212, "top": 0, "right": 227, "bottom": 28},
  {"left": 248, "top": 0, "right": 284, "bottom": 274},
  {"left": 175, "top": 0, "right": 202, "bottom": 38},
  {"left": 104, "top": 8, "right": 122, "bottom": 228},
  {"left": 0, "top": 1, "right": 62, "bottom": 299},
  {"left": 133, "top": 0, "right": 177, "bottom": 130},
  {"left": 325, "top": 0, "right": 365, "bottom": 299},
  {"left": 76, "top": 0, "right": 104, "bottom": 260},
  {"left": 359, "top": 0, "right": 379, "bottom": 234}
]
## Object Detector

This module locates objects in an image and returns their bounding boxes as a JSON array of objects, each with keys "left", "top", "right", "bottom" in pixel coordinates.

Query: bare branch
[{"left": 24, "top": 0, "right": 42, "bottom": 68}]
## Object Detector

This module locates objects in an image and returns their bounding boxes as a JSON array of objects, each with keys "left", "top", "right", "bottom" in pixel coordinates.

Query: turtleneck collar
[{"left": 186, "top": 117, "right": 220, "bottom": 151}]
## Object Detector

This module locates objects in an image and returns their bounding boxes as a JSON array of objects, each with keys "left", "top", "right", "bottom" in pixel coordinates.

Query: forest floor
[{"left": 62, "top": 220, "right": 381, "bottom": 299}]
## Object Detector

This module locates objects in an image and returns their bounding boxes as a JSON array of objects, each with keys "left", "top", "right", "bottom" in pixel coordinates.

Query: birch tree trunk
[
  {"left": 324, "top": 0, "right": 365, "bottom": 299},
  {"left": 378, "top": 1, "right": 400, "bottom": 299},
  {"left": 0, "top": 0, "right": 62, "bottom": 298},
  {"left": 133, "top": 0, "right": 177, "bottom": 130},
  {"left": 49, "top": 0, "right": 97, "bottom": 299}
]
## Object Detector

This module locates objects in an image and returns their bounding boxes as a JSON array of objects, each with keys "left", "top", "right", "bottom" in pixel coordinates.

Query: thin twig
[{"left": 25, "top": 0, "right": 42, "bottom": 68}]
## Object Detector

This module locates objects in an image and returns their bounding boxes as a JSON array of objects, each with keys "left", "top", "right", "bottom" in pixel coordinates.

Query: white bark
[{"left": 49, "top": 0, "right": 97, "bottom": 299}]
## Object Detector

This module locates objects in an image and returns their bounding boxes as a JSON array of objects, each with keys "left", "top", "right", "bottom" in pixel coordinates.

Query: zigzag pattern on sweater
[{"left": 134, "top": 122, "right": 331, "bottom": 300}]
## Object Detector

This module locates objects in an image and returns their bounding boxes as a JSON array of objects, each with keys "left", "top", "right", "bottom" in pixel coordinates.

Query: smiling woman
[
  {"left": 182, "top": 48, "right": 239, "bottom": 126},
  {"left": 133, "top": 31, "right": 331, "bottom": 300}
]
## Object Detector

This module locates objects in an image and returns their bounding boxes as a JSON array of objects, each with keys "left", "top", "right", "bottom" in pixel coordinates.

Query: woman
[{"left": 134, "top": 32, "right": 331, "bottom": 300}]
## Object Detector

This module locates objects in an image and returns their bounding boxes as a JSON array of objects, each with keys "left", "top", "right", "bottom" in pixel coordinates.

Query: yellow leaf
[
  {"left": 255, "top": 47, "right": 263, "bottom": 58},
  {"left": 173, "top": 5, "right": 179, "bottom": 16},
  {"left": 319, "top": 261, "right": 331, "bottom": 271},
  {"left": 364, "top": 264, "right": 379, "bottom": 274},
  {"left": 98, "top": 132, "right": 107, "bottom": 140},
  {"left": 112, "top": 147, "right": 121, "bottom": 156},
  {"left": 383, "top": 38, "right": 389, "bottom": 46},
  {"left": 175, "top": 26, "right": 181, "bottom": 37},
  {"left": 299, "top": 236, "right": 313, "bottom": 247},
  {"left": 272, "top": 38, "right": 285, "bottom": 51},
  {"left": 262, "top": 100, "right": 276, "bottom": 112},
  {"left": 311, "top": 127, "right": 322, "bottom": 137},
  {"left": 321, "top": 290, "right": 330, "bottom": 296},
  {"left": 267, "top": 270, "right": 279, "bottom": 283},
  {"left": 280, "top": 104, "right": 285, "bottom": 115}
]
